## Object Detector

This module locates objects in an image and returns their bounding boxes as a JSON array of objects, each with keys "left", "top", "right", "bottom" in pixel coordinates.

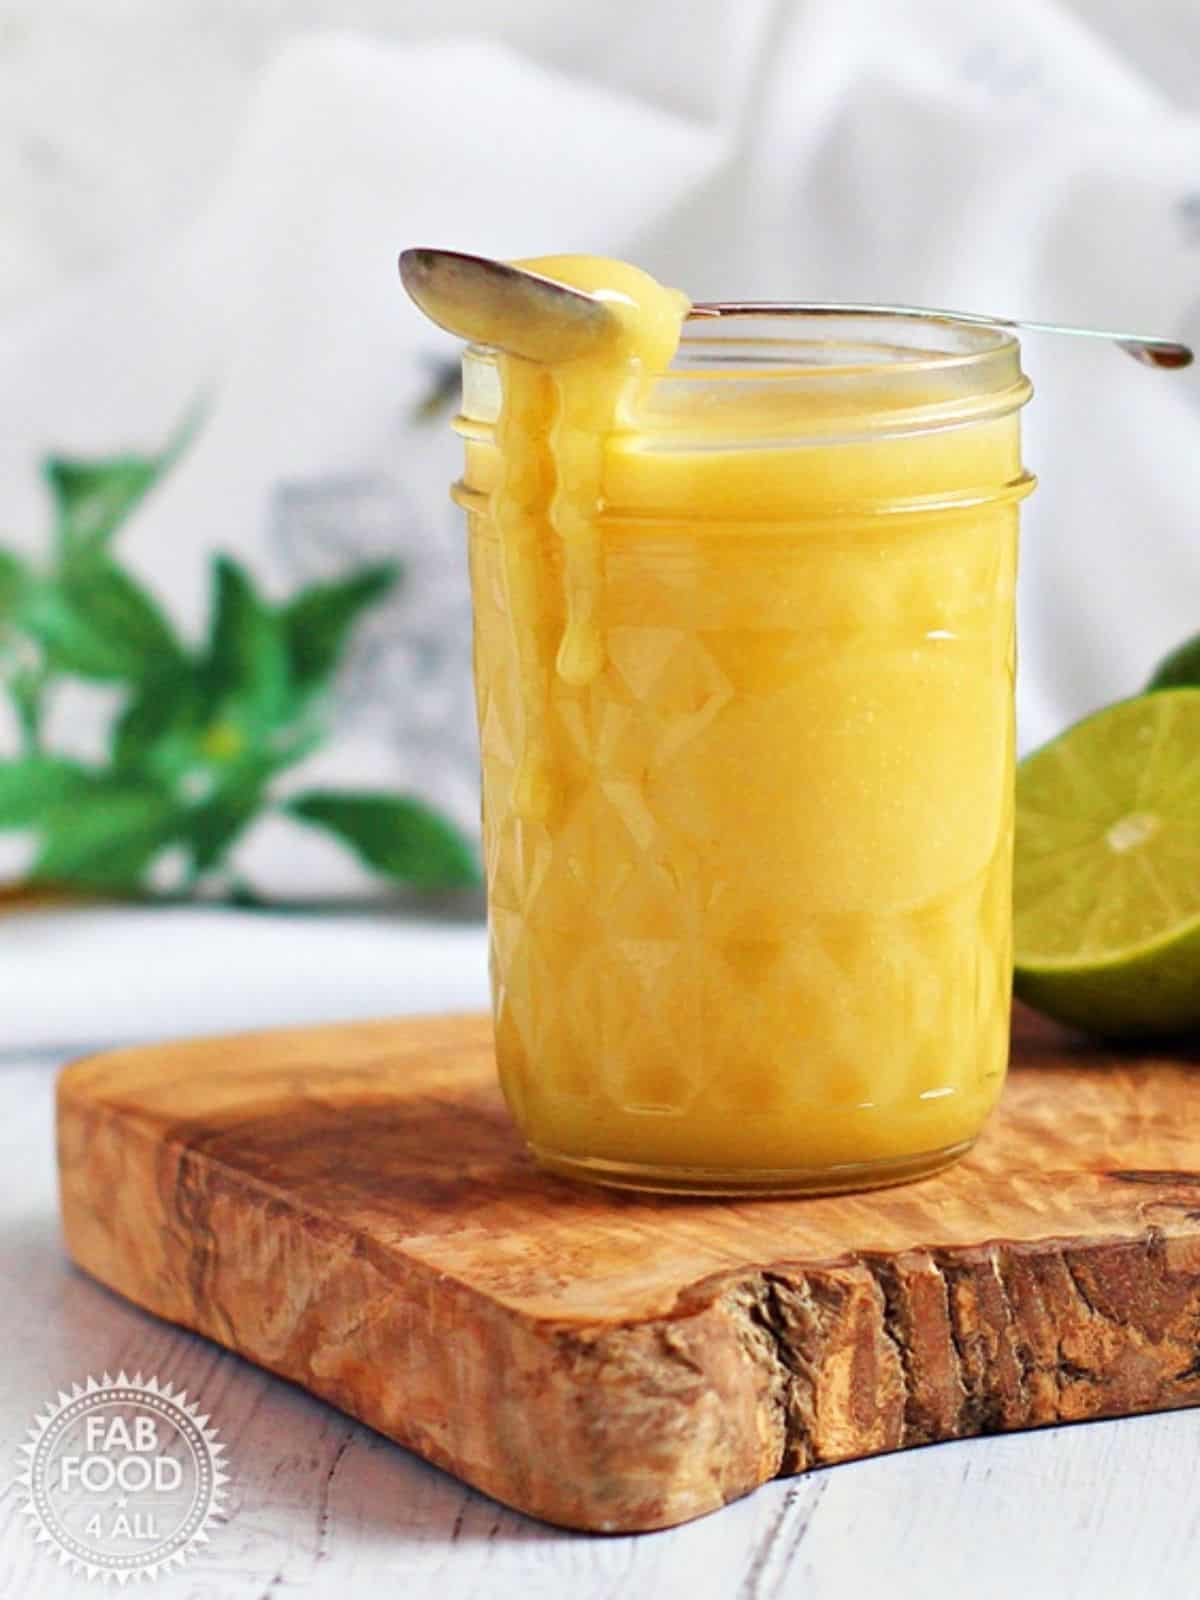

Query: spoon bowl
[{"left": 398, "top": 248, "right": 614, "bottom": 362}]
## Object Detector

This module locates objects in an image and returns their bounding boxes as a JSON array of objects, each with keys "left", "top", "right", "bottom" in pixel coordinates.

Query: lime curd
[{"left": 450, "top": 255, "right": 1034, "bottom": 1194}]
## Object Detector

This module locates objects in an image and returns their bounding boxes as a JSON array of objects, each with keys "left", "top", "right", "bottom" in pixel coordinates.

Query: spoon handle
[{"left": 688, "top": 302, "right": 1193, "bottom": 370}]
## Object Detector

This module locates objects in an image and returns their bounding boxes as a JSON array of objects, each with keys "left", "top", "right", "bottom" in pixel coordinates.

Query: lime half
[{"left": 1014, "top": 688, "right": 1200, "bottom": 1038}]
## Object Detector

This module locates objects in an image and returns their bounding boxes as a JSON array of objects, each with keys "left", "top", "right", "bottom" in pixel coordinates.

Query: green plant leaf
[
  {"left": 43, "top": 407, "right": 201, "bottom": 557},
  {"left": 185, "top": 770, "right": 274, "bottom": 877},
  {"left": 183, "top": 746, "right": 304, "bottom": 878},
  {"left": 1147, "top": 632, "right": 1200, "bottom": 693},
  {"left": 187, "top": 790, "right": 261, "bottom": 876},
  {"left": 24, "top": 558, "right": 184, "bottom": 682},
  {"left": 0, "top": 755, "right": 90, "bottom": 826},
  {"left": 286, "top": 790, "right": 480, "bottom": 891},
  {"left": 31, "top": 779, "right": 180, "bottom": 888},
  {"left": 45, "top": 458, "right": 161, "bottom": 556},
  {"left": 281, "top": 562, "right": 400, "bottom": 692},
  {"left": 7, "top": 668, "right": 46, "bottom": 751},
  {"left": 202, "top": 557, "right": 290, "bottom": 725},
  {"left": 111, "top": 668, "right": 200, "bottom": 771},
  {"left": 0, "top": 548, "right": 29, "bottom": 619}
]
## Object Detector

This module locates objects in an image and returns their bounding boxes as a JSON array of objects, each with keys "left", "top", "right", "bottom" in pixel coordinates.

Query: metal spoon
[
  {"left": 399, "top": 248, "right": 1193, "bottom": 370},
  {"left": 399, "top": 248, "right": 614, "bottom": 363},
  {"left": 688, "top": 302, "right": 1193, "bottom": 370}
]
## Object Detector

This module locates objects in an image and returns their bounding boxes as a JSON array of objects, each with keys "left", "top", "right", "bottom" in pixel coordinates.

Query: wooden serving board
[{"left": 57, "top": 1008, "right": 1200, "bottom": 1533}]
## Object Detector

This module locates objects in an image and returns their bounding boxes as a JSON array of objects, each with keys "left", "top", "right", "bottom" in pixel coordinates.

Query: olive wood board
[{"left": 56, "top": 1007, "right": 1200, "bottom": 1533}]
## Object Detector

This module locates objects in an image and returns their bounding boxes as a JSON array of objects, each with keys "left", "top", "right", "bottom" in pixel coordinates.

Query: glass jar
[{"left": 453, "top": 312, "right": 1034, "bottom": 1195}]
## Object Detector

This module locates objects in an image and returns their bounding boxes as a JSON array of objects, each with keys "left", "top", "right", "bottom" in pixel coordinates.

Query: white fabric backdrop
[{"left": 2, "top": 0, "right": 1198, "bottom": 1047}]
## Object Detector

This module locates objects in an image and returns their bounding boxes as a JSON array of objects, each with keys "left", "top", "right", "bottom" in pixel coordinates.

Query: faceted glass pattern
[{"left": 467, "top": 500, "right": 1020, "bottom": 1188}]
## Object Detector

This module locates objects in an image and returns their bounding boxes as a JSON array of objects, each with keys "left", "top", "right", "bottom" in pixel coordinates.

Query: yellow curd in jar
[{"left": 450, "top": 255, "right": 1033, "bottom": 1193}]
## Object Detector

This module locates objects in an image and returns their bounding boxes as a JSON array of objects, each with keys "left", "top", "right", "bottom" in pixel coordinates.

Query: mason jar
[{"left": 453, "top": 311, "right": 1034, "bottom": 1194}]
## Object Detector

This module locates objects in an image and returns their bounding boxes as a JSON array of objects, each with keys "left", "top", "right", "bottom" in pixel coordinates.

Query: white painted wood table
[{"left": 3, "top": 1047, "right": 1199, "bottom": 1600}]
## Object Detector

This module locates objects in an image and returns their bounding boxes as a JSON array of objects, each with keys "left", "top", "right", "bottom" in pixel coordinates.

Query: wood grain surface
[{"left": 55, "top": 1007, "right": 1200, "bottom": 1533}]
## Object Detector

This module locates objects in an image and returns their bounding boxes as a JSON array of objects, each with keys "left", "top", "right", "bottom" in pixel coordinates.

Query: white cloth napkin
[
  {"left": 0, "top": 905, "right": 490, "bottom": 1056},
  {"left": 3, "top": 0, "right": 1200, "bottom": 1049}
]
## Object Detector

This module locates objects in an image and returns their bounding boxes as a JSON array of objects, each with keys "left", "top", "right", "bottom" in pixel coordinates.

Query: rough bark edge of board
[{"left": 56, "top": 1080, "right": 1200, "bottom": 1533}]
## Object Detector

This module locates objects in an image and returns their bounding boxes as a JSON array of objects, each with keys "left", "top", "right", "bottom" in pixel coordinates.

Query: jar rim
[
  {"left": 459, "top": 310, "right": 1031, "bottom": 442},
  {"left": 670, "top": 308, "right": 1017, "bottom": 381}
]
